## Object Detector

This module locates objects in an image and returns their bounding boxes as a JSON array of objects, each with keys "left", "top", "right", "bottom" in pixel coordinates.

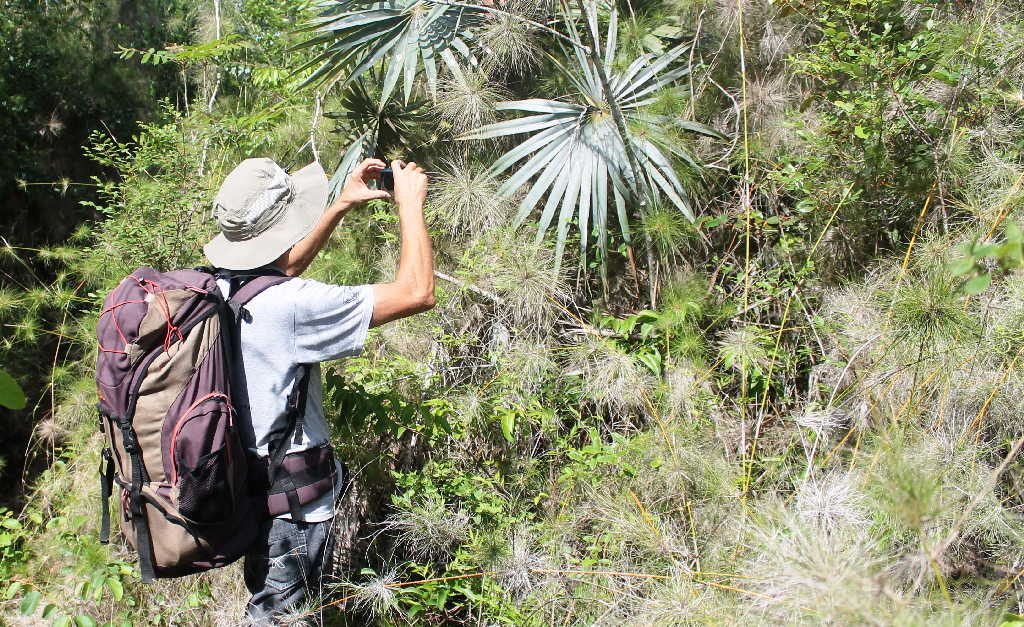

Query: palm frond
[
  {"left": 459, "top": 7, "right": 712, "bottom": 269},
  {"left": 324, "top": 78, "right": 430, "bottom": 200},
  {"left": 296, "top": 0, "right": 488, "bottom": 105}
]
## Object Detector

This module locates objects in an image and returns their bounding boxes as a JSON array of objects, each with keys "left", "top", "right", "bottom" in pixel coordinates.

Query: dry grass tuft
[
  {"left": 348, "top": 570, "right": 401, "bottom": 621},
  {"left": 428, "top": 156, "right": 510, "bottom": 237},
  {"left": 569, "top": 336, "right": 656, "bottom": 415},
  {"left": 434, "top": 71, "right": 508, "bottom": 136},
  {"left": 381, "top": 495, "right": 471, "bottom": 562}
]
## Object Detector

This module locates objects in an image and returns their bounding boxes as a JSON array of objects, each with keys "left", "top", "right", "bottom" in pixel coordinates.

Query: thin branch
[
  {"left": 197, "top": 0, "right": 223, "bottom": 178},
  {"left": 433, "top": 270, "right": 501, "bottom": 302}
]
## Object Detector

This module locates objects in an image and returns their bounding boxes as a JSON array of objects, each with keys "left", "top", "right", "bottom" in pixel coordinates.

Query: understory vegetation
[{"left": 4, "top": 0, "right": 1024, "bottom": 624}]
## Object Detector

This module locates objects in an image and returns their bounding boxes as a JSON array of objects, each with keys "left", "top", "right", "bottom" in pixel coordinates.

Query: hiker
[{"left": 202, "top": 157, "right": 434, "bottom": 622}]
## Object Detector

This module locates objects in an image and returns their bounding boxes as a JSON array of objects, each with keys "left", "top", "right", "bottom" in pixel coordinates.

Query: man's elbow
[{"left": 414, "top": 284, "right": 436, "bottom": 312}]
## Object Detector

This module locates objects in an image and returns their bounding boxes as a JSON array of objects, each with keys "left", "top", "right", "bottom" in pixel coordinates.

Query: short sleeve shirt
[{"left": 216, "top": 277, "right": 374, "bottom": 522}]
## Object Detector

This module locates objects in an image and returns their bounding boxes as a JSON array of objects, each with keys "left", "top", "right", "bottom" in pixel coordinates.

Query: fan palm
[
  {"left": 460, "top": 9, "right": 722, "bottom": 267},
  {"left": 325, "top": 78, "right": 430, "bottom": 201},
  {"left": 295, "top": 0, "right": 488, "bottom": 105}
]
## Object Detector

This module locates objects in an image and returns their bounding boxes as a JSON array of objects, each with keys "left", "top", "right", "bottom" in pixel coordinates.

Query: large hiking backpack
[{"left": 95, "top": 267, "right": 338, "bottom": 582}]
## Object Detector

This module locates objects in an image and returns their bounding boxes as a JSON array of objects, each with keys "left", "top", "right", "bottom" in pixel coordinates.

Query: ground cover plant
[{"left": 3, "top": 0, "right": 1024, "bottom": 624}]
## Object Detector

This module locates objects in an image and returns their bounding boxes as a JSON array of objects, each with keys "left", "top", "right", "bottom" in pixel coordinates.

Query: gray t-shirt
[{"left": 217, "top": 277, "right": 374, "bottom": 522}]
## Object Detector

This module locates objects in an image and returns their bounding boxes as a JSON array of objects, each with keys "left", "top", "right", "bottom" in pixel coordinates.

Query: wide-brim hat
[{"left": 203, "top": 158, "right": 328, "bottom": 270}]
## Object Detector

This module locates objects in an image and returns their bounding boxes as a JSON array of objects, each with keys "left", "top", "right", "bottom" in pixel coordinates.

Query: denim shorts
[{"left": 243, "top": 515, "right": 336, "bottom": 625}]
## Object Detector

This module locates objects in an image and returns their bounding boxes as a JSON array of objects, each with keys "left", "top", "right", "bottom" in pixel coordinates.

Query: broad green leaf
[
  {"left": 106, "top": 577, "right": 124, "bottom": 601},
  {"left": 948, "top": 256, "right": 976, "bottom": 276},
  {"left": 1005, "top": 221, "right": 1022, "bottom": 243},
  {"left": 19, "top": 590, "right": 40, "bottom": 616},
  {"left": 0, "top": 368, "right": 26, "bottom": 410},
  {"left": 74, "top": 615, "right": 97, "bottom": 627},
  {"left": 964, "top": 272, "right": 992, "bottom": 295},
  {"left": 500, "top": 411, "right": 515, "bottom": 444}
]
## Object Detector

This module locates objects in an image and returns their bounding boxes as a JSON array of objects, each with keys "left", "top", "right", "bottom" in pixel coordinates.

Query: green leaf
[
  {"left": 1000, "top": 612, "right": 1024, "bottom": 627},
  {"left": 0, "top": 369, "right": 26, "bottom": 410},
  {"left": 972, "top": 243, "right": 999, "bottom": 257},
  {"left": 964, "top": 272, "right": 992, "bottom": 295},
  {"left": 948, "top": 256, "right": 976, "bottom": 276},
  {"left": 89, "top": 570, "right": 105, "bottom": 601},
  {"left": 499, "top": 411, "right": 515, "bottom": 444},
  {"left": 42, "top": 603, "right": 58, "bottom": 619},
  {"left": 853, "top": 125, "right": 870, "bottom": 139},
  {"left": 75, "top": 615, "right": 97, "bottom": 627},
  {"left": 19, "top": 590, "right": 40, "bottom": 615},
  {"left": 297, "top": 0, "right": 486, "bottom": 92},
  {"left": 106, "top": 577, "right": 124, "bottom": 601},
  {"left": 459, "top": 11, "right": 703, "bottom": 271},
  {"left": 1005, "top": 221, "right": 1022, "bottom": 243}
]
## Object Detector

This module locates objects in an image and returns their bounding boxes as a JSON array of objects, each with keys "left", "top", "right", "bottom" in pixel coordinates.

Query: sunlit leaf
[
  {"left": 19, "top": 590, "right": 40, "bottom": 616},
  {"left": 460, "top": 6, "right": 710, "bottom": 270},
  {"left": 296, "top": 0, "right": 488, "bottom": 105},
  {"left": 964, "top": 272, "right": 992, "bottom": 295},
  {"left": 0, "top": 368, "right": 26, "bottom": 410}
]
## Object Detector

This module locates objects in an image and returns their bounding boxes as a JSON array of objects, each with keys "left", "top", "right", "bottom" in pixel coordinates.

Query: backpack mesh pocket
[{"left": 177, "top": 447, "right": 230, "bottom": 522}]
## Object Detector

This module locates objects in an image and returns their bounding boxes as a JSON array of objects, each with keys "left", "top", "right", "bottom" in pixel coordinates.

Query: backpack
[{"left": 95, "top": 267, "right": 339, "bottom": 582}]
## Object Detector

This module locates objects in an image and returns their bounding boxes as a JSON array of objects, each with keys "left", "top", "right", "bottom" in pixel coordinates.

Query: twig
[
  {"left": 309, "top": 91, "right": 323, "bottom": 162},
  {"left": 197, "top": 0, "right": 223, "bottom": 178},
  {"left": 433, "top": 270, "right": 501, "bottom": 303}
]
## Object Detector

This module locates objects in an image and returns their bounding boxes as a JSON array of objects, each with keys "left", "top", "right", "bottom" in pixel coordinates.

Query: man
[{"left": 202, "top": 156, "right": 434, "bottom": 623}]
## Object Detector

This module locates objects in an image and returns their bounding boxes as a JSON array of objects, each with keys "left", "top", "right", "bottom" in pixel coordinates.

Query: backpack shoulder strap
[
  {"left": 266, "top": 363, "right": 313, "bottom": 520},
  {"left": 209, "top": 268, "right": 315, "bottom": 520},
  {"left": 208, "top": 267, "right": 293, "bottom": 320},
  {"left": 230, "top": 274, "right": 293, "bottom": 307}
]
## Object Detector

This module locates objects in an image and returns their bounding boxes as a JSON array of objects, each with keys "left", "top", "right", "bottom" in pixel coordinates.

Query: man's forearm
[
  {"left": 394, "top": 200, "right": 434, "bottom": 305},
  {"left": 276, "top": 201, "right": 352, "bottom": 276}
]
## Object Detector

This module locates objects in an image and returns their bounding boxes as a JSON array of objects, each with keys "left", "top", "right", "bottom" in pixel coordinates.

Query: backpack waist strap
[{"left": 248, "top": 444, "right": 343, "bottom": 519}]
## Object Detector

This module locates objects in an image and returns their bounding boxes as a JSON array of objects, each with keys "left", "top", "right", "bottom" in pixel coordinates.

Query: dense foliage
[{"left": 3, "top": 0, "right": 1024, "bottom": 624}]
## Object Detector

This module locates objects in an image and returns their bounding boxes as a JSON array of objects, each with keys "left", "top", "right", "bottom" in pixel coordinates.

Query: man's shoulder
[
  {"left": 259, "top": 277, "right": 368, "bottom": 307},
  {"left": 258, "top": 276, "right": 331, "bottom": 297}
]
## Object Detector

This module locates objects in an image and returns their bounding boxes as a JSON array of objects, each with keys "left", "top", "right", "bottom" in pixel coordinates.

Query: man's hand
[
  {"left": 391, "top": 160, "right": 428, "bottom": 210},
  {"left": 275, "top": 158, "right": 389, "bottom": 276},
  {"left": 330, "top": 158, "right": 390, "bottom": 213}
]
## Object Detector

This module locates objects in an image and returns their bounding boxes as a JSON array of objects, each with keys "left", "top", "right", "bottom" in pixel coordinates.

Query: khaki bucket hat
[{"left": 203, "top": 158, "right": 329, "bottom": 270}]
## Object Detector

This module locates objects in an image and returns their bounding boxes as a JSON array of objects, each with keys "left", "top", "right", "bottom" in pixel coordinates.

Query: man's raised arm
[
  {"left": 370, "top": 160, "right": 435, "bottom": 327},
  {"left": 276, "top": 158, "right": 389, "bottom": 277}
]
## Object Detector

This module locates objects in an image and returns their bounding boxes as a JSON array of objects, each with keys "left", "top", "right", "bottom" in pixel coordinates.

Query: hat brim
[{"left": 203, "top": 161, "right": 329, "bottom": 270}]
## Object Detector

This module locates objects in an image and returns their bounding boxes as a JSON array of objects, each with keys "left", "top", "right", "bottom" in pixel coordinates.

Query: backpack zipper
[{"left": 168, "top": 392, "right": 231, "bottom": 484}]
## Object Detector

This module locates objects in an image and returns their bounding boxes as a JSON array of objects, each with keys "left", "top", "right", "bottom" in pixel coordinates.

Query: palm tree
[
  {"left": 461, "top": 8, "right": 721, "bottom": 268},
  {"left": 295, "top": 0, "right": 488, "bottom": 105}
]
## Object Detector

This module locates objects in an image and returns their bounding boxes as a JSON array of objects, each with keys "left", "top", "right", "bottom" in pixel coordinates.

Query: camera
[{"left": 379, "top": 167, "right": 394, "bottom": 192}]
